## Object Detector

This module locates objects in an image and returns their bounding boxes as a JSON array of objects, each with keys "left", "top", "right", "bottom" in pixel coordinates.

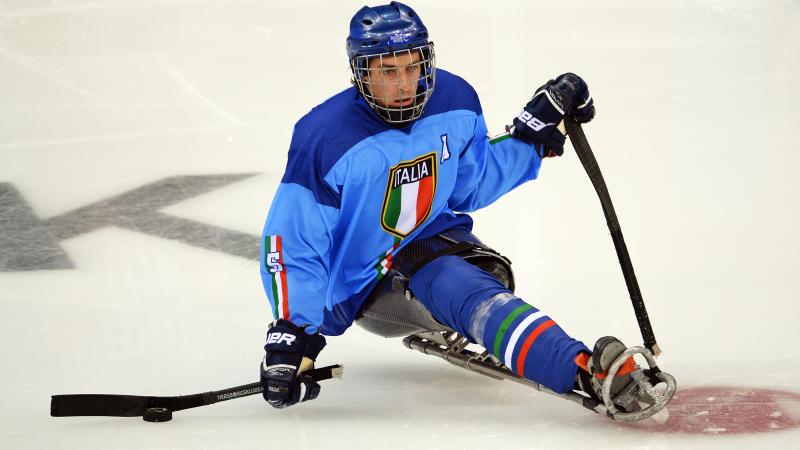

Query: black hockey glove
[
  {"left": 260, "top": 319, "right": 327, "bottom": 409},
  {"left": 511, "top": 72, "right": 595, "bottom": 157}
]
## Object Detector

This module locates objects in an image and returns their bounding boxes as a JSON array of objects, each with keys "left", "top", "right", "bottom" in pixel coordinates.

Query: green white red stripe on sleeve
[{"left": 265, "top": 235, "right": 289, "bottom": 320}]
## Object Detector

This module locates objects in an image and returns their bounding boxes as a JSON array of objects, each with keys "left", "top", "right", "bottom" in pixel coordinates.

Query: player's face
[{"left": 366, "top": 50, "right": 423, "bottom": 108}]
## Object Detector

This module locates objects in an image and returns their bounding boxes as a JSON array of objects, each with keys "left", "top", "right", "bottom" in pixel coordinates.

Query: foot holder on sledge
[
  {"left": 403, "top": 331, "right": 676, "bottom": 422},
  {"left": 600, "top": 346, "right": 677, "bottom": 422}
]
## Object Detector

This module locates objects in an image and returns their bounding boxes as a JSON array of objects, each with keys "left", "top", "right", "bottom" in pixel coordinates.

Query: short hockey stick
[
  {"left": 564, "top": 119, "right": 660, "bottom": 356},
  {"left": 51, "top": 364, "right": 343, "bottom": 419}
]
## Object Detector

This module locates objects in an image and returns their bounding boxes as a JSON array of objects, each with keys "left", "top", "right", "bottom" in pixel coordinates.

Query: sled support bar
[{"left": 402, "top": 335, "right": 605, "bottom": 415}]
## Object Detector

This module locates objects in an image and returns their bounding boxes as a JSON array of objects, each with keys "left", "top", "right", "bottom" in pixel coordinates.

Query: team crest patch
[{"left": 381, "top": 152, "right": 437, "bottom": 238}]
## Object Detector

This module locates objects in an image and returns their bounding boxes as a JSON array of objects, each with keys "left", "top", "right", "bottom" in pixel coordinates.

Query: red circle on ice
[{"left": 628, "top": 386, "right": 800, "bottom": 435}]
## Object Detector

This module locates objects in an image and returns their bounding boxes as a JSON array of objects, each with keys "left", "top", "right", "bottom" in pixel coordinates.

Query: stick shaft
[
  {"left": 51, "top": 364, "right": 342, "bottom": 417},
  {"left": 564, "top": 120, "right": 659, "bottom": 355}
]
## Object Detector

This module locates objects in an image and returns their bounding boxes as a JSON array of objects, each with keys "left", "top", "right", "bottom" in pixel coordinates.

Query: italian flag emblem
[{"left": 381, "top": 152, "right": 437, "bottom": 238}]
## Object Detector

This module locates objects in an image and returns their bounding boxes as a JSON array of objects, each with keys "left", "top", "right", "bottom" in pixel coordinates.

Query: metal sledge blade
[
  {"left": 403, "top": 331, "right": 676, "bottom": 422},
  {"left": 404, "top": 332, "right": 608, "bottom": 416}
]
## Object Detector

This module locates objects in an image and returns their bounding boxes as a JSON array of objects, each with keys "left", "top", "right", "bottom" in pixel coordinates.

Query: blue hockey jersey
[{"left": 260, "top": 69, "right": 543, "bottom": 335}]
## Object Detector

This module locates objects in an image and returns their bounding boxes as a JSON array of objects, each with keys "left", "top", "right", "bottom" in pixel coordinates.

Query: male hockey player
[{"left": 259, "top": 2, "right": 640, "bottom": 411}]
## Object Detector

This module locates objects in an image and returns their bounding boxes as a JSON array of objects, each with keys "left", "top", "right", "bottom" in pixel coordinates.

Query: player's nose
[{"left": 397, "top": 71, "right": 415, "bottom": 93}]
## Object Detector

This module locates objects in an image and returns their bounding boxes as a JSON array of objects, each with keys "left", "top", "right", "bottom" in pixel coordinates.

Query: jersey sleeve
[
  {"left": 260, "top": 130, "right": 340, "bottom": 334},
  {"left": 448, "top": 114, "right": 544, "bottom": 213}
]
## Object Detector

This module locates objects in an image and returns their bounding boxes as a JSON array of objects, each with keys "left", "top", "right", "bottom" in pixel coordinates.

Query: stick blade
[{"left": 51, "top": 394, "right": 148, "bottom": 417}]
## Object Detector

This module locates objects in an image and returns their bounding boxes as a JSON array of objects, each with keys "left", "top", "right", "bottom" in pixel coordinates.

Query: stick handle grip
[{"left": 206, "top": 364, "right": 344, "bottom": 405}]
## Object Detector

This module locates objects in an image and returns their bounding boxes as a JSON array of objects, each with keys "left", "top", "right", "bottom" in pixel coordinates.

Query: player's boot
[{"left": 574, "top": 336, "right": 641, "bottom": 412}]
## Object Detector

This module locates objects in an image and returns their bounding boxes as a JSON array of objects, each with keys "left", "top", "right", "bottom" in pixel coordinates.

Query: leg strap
[
  {"left": 392, "top": 228, "right": 515, "bottom": 291},
  {"left": 404, "top": 241, "right": 480, "bottom": 277}
]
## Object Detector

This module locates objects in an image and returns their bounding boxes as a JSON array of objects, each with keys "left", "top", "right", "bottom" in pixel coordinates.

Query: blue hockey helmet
[
  {"left": 347, "top": 2, "right": 436, "bottom": 124},
  {"left": 346, "top": 1, "right": 430, "bottom": 59}
]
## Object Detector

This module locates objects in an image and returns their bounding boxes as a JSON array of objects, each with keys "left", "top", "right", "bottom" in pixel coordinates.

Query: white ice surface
[{"left": 1, "top": 0, "right": 800, "bottom": 449}]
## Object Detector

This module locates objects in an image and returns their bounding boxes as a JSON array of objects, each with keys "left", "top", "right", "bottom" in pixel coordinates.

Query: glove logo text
[
  {"left": 517, "top": 110, "right": 554, "bottom": 132},
  {"left": 267, "top": 332, "right": 297, "bottom": 345}
]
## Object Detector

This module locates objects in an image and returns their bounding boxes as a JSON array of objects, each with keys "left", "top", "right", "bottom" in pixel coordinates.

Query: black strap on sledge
[{"left": 404, "top": 241, "right": 482, "bottom": 277}]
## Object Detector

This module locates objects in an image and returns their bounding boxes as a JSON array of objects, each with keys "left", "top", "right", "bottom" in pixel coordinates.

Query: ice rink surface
[{"left": 1, "top": 0, "right": 799, "bottom": 448}]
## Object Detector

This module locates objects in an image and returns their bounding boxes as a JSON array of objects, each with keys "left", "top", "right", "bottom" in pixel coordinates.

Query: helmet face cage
[{"left": 350, "top": 42, "right": 436, "bottom": 124}]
